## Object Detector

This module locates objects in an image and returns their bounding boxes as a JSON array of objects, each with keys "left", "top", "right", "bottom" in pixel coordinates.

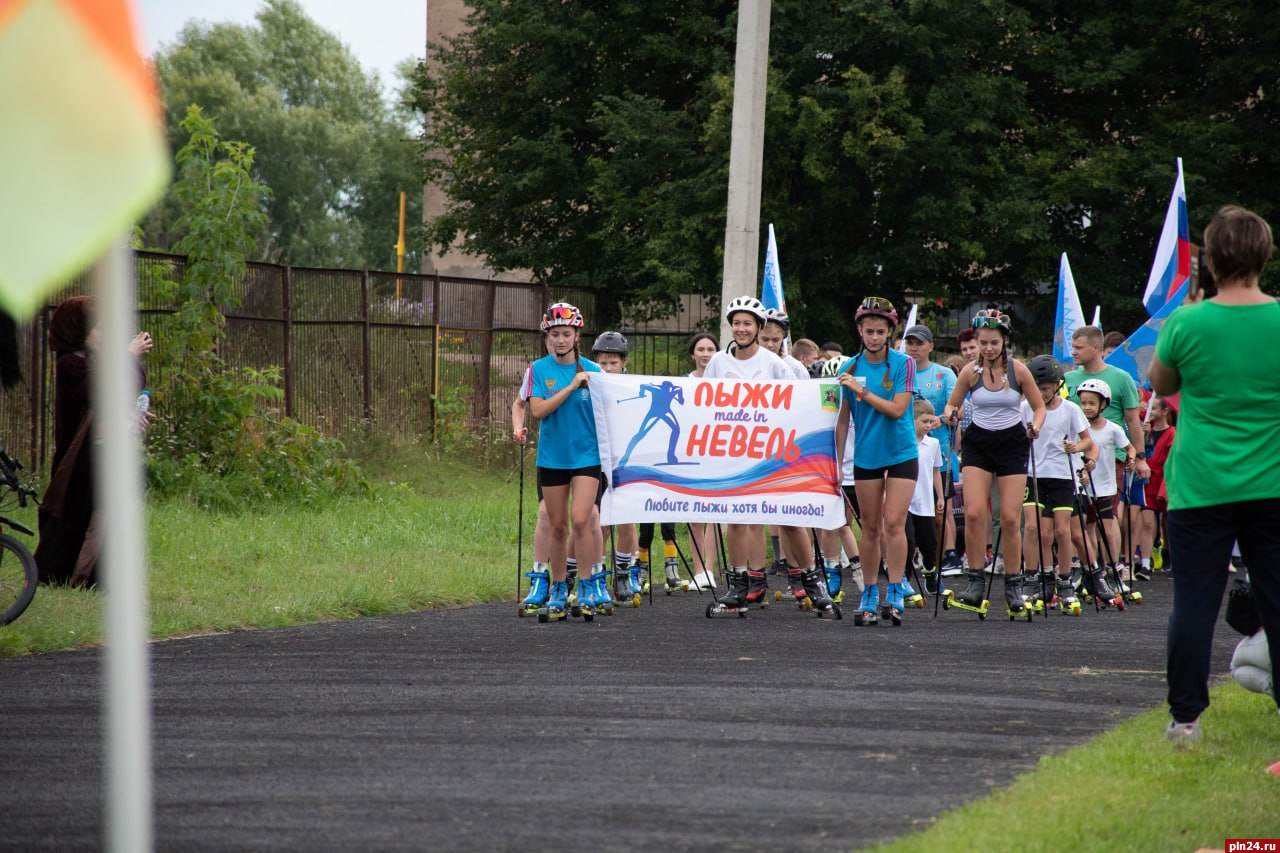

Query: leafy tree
[
  {"left": 148, "top": 107, "right": 367, "bottom": 508},
  {"left": 414, "top": 1, "right": 1280, "bottom": 343},
  {"left": 146, "top": 0, "right": 421, "bottom": 271}
]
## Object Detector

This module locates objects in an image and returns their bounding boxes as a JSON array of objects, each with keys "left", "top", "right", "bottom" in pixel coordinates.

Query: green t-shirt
[
  {"left": 1065, "top": 363, "right": 1140, "bottom": 461},
  {"left": 1154, "top": 299, "right": 1280, "bottom": 510}
]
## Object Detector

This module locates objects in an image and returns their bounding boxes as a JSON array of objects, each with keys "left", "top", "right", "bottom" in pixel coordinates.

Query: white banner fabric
[{"left": 588, "top": 373, "right": 844, "bottom": 529}]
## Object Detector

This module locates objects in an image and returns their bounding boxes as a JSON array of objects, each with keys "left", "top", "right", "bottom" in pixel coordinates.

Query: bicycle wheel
[{"left": 0, "top": 533, "right": 38, "bottom": 626}]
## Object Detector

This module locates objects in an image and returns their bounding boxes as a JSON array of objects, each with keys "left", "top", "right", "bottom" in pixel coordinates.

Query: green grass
[
  {"left": 0, "top": 451, "right": 519, "bottom": 657},
  {"left": 874, "top": 683, "right": 1280, "bottom": 853}
]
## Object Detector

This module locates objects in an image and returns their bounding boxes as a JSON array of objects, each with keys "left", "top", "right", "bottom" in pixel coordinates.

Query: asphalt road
[{"left": 1, "top": 574, "right": 1239, "bottom": 851}]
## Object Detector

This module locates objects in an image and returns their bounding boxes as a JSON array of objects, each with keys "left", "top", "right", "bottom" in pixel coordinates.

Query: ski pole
[
  {"left": 1084, "top": 467, "right": 1138, "bottom": 606},
  {"left": 1029, "top": 444, "right": 1049, "bottom": 619},
  {"left": 933, "top": 423, "right": 957, "bottom": 619},
  {"left": 1066, "top": 448, "right": 1103, "bottom": 613},
  {"left": 516, "top": 437, "right": 526, "bottom": 605}
]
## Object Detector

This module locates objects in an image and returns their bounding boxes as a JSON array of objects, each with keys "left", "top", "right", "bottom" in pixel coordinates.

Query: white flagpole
[
  {"left": 1091, "top": 305, "right": 1101, "bottom": 329},
  {"left": 92, "top": 241, "right": 153, "bottom": 853}
]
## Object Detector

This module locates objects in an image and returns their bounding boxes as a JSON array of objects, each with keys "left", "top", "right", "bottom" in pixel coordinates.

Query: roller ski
[
  {"left": 1088, "top": 566, "right": 1125, "bottom": 610},
  {"left": 663, "top": 557, "right": 689, "bottom": 594},
  {"left": 900, "top": 576, "right": 924, "bottom": 609},
  {"left": 1022, "top": 570, "right": 1047, "bottom": 614},
  {"left": 1003, "top": 573, "right": 1034, "bottom": 622},
  {"left": 801, "top": 568, "right": 841, "bottom": 619},
  {"left": 881, "top": 582, "right": 906, "bottom": 626},
  {"left": 853, "top": 584, "right": 880, "bottom": 626},
  {"left": 569, "top": 577, "right": 597, "bottom": 621},
  {"left": 705, "top": 569, "right": 749, "bottom": 619},
  {"left": 941, "top": 569, "right": 990, "bottom": 619},
  {"left": 537, "top": 580, "right": 570, "bottom": 623},
  {"left": 519, "top": 569, "right": 549, "bottom": 616},
  {"left": 921, "top": 565, "right": 943, "bottom": 597},
  {"left": 1054, "top": 574, "right": 1082, "bottom": 616},
  {"left": 624, "top": 560, "right": 648, "bottom": 607},
  {"left": 777, "top": 569, "right": 810, "bottom": 607}
]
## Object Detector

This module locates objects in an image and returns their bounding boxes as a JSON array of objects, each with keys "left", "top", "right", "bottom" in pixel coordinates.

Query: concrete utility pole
[{"left": 719, "top": 0, "right": 772, "bottom": 346}]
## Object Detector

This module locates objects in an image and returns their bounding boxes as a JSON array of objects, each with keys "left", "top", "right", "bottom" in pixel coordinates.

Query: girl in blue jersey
[
  {"left": 529, "top": 302, "right": 605, "bottom": 620},
  {"left": 833, "top": 297, "right": 919, "bottom": 625}
]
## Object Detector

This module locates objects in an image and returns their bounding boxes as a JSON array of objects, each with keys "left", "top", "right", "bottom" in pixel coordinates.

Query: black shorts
[
  {"left": 1078, "top": 493, "right": 1115, "bottom": 522},
  {"left": 853, "top": 458, "right": 919, "bottom": 482},
  {"left": 537, "top": 465, "right": 603, "bottom": 490},
  {"left": 1024, "top": 477, "right": 1075, "bottom": 519},
  {"left": 960, "top": 423, "right": 1029, "bottom": 478}
]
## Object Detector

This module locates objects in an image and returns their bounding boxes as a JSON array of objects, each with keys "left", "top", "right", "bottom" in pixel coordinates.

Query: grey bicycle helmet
[{"left": 591, "top": 331, "right": 629, "bottom": 355}]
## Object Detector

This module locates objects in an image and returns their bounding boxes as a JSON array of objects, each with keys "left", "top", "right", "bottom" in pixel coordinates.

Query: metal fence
[{"left": 0, "top": 252, "right": 714, "bottom": 471}]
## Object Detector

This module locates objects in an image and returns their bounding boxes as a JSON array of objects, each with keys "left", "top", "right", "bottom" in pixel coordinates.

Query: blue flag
[
  {"left": 1052, "top": 252, "right": 1086, "bottom": 367},
  {"left": 761, "top": 223, "right": 785, "bottom": 314},
  {"left": 1104, "top": 280, "right": 1189, "bottom": 388}
]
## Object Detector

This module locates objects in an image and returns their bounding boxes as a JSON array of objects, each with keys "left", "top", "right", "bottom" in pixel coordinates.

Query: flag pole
[{"left": 93, "top": 241, "right": 153, "bottom": 853}]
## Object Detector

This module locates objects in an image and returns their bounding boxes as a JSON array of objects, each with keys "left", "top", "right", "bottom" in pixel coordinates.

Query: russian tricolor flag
[{"left": 1142, "top": 158, "right": 1191, "bottom": 316}]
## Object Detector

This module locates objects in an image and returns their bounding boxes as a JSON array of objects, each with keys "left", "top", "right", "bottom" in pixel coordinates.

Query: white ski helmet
[
  {"left": 724, "top": 295, "right": 767, "bottom": 326},
  {"left": 1076, "top": 377, "right": 1113, "bottom": 405},
  {"left": 763, "top": 306, "right": 791, "bottom": 328}
]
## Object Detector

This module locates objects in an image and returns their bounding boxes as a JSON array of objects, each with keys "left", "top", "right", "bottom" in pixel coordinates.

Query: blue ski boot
[
  {"left": 574, "top": 577, "right": 598, "bottom": 621},
  {"left": 882, "top": 581, "right": 905, "bottom": 626},
  {"left": 854, "top": 583, "right": 879, "bottom": 626},
  {"left": 823, "top": 560, "right": 843, "bottom": 604},
  {"left": 519, "top": 569, "right": 549, "bottom": 616},
  {"left": 592, "top": 570, "right": 615, "bottom": 616},
  {"left": 629, "top": 561, "right": 648, "bottom": 596},
  {"left": 900, "top": 576, "right": 924, "bottom": 609},
  {"left": 538, "top": 580, "right": 569, "bottom": 623}
]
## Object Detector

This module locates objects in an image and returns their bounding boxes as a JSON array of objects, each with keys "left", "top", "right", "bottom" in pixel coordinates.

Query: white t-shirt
[
  {"left": 703, "top": 347, "right": 793, "bottom": 381},
  {"left": 1021, "top": 399, "right": 1089, "bottom": 480},
  {"left": 909, "top": 435, "right": 943, "bottom": 516},
  {"left": 1082, "top": 420, "right": 1131, "bottom": 497}
]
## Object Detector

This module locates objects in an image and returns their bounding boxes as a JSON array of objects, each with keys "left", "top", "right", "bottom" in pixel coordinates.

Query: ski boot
[
  {"left": 854, "top": 583, "right": 880, "bottom": 626},
  {"left": 921, "top": 565, "right": 942, "bottom": 597},
  {"left": 800, "top": 568, "right": 841, "bottom": 619},
  {"left": 612, "top": 554, "right": 632, "bottom": 601},
  {"left": 823, "top": 561, "right": 844, "bottom": 604},
  {"left": 900, "top": 576, "right": 925, "bottom": 609},
  {"left": 1055, "top": 574, "right": 1081, "bottom": 616},
  {"left": 1021, "top": 569, "right": 1046, "bottom": 613},
  {"left": 519, "top": 569, "right": 550, "bottom": 616},
  {"left": 627, "top": 561, "right": 648, "bottom": 607},
  {"left": 538, "top": 580, "right": 570, "bottom": 623},
  {"left": 1003, "top": 573, "right": 1034, "bottom": 622},
  {"left": 592, "top": 570, "right": 615, "bottom": 616},
  {"left": 706, "top": 569, "right": 749, "bottom": 618},
  {"left": 1088, "top": 566, "right": 1124, "bottom": 610},
  {"left": 942, "top": 570, "right": 989, "bottom": 619},
  {"left": 768, "top": 557, "right": 790, "bottom": 577},
  {"left": 882, "top": 581, "right": 905, "bottom": 626},
  {"left": 780, "top": 568, "right": 810, "bottom": 607},
  {"left": 566, "top": 566, "right": 579, "bottom": 606},
  {"left": 571, "top": 577, "right": 597, "bottom": 621},
  {"left": 847, "top": 559, "right": 865, "bottom": 596},
  {"left": 1113, "top": 565, "right": 1143, "bottom": 604},
  {"left": 744, "top": 569, "right": 770, "bottom": 608},
  {"left": 663, "top": 557, "right": 688, "bottom": 594}
]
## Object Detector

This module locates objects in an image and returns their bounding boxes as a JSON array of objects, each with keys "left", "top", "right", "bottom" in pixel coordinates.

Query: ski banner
[{"left": 588, "top": 373, "right": 844, "bottom": 528}]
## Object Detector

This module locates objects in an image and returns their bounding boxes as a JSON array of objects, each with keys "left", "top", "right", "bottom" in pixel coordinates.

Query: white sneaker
[
  {"left": 687, "top": 572, "right": 717, "bottom": 590},
  {"left": 1166, "top": 718, "right": 1201, "bottom": 744}
]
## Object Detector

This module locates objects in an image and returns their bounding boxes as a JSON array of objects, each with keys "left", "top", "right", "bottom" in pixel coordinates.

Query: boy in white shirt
[
  {"left": 1073, "top": 378, "right": 1135, "bottom": 606},
  {"left": 1019, "top": 356, "right": 1094, "bottom": 615}
]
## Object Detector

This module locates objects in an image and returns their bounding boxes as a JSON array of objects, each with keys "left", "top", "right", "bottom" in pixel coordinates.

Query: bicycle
[{"left": 0, "top": 447, "right": 39, "bottom": 626}]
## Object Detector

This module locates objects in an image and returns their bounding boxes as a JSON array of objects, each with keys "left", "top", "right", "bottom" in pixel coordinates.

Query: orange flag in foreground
[{"left": 0, "top": 0, "right": 169, "bottom": 318}]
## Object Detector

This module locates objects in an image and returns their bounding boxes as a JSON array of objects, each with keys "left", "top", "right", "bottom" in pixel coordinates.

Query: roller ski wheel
[
  {"left": 537, "top": 607, "right": 567, "bottom": 623},
  {"left": 903, "top": 592, "right": 924, "bottom": 609},
  {"left": 1058, "top": 598, "right": 1082, "bottom": 617},
  {"left": 832, "top": 590, "right": 844, "bottom": 604},
  {"left": 631, "top": 593, "right": 642, "bottom": 608},
  {"left": 879, "top": 604, "right": 902, "bottom": 626}
]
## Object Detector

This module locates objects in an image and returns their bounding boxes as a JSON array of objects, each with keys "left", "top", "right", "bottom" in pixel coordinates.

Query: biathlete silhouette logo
[{"left": 615, "top": 380, "right": 698, "bottom": 469}]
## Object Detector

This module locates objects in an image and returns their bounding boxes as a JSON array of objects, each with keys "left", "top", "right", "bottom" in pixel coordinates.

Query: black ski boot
[
  {"left": 943, "top": 569, "right": 989, "bottom": 617},
  {"left": 706, "top": 569, "right": 749, "bottom": 618},
  {"left": 1004, "top": 572, "right": 1033, "bottom": 622},
  {"left": 1088, "top": 566, "right": 1124, "bottom": 610},
  {"left": 744, "top": 569, "right": 770, "bottom": 608},
  {"left": 800, "top": 568, "right": 841, "bottom": 619}
]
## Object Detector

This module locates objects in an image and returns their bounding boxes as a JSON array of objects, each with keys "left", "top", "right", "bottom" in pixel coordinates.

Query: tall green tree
[
  {"left": 413, "top": 1, "right": 1280, "bottom": 343},
  {"left": 146, "top": 0, "right": 421, "bottom": 271}
]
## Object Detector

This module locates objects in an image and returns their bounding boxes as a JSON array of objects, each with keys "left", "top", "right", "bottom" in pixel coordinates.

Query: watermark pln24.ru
[{"left": 1226, "top": 841, "right": 1280, "bottom": 853}]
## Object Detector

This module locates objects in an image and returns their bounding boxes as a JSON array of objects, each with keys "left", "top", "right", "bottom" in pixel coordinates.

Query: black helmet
[
  {"left": 592, "top": 331, "right": 629, "bottom": 355},
  {"left": 1027, "top": 354, "right": 1063, "bottom": 385}
]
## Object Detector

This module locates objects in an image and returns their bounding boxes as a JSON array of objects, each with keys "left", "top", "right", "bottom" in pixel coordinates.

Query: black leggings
[
  {"left": 904, "top": 512, "right": 938, "bottom": 574},
  {"left": 639, "top": 522, "right": 676, "bottom": 550}
]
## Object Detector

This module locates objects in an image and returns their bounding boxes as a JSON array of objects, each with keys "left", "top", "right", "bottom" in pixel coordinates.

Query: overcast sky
[{"left": 135, "top": 0, "right": 426, "bottom": 97}]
